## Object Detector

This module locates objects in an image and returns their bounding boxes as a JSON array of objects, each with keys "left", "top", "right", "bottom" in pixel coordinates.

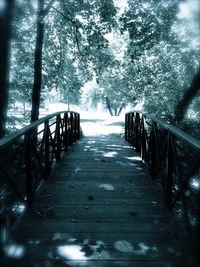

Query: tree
[
  {"left": 116, "top": 0, "right": 200, "bottom": 125},
  {"left": 31, "top": 0, "right": 56, "bottom": 122},
  {"left": 174, "top": 67, "right": 200, "bottom": 124},
  {"left": 172, "top": 0, "right": 200, "bottom": 124},
  {"left": 0, "top": 0, "right": 14, "bottom": 137},
  {"left": 8, "top": 0, "right": 36, "bottom": 114},
  {"left": 98, "top": 62, "right": 134, "bottom": 116},
  {"left": 120, "top": 0, "right": 178, "bottom": 60},
  {"left": 5, "top": 0, "right": 200, "bottom": 134},
  {"left": 31, "top": 0, "right": 116, "bottom": 120}
]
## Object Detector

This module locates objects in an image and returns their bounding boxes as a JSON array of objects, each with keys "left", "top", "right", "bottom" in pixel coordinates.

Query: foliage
[
  {"left": 5, "top": 0, "right": 200, "bottom": 134},
  {"left": 119, "top": 0, "right": 200, "bottom": 120},
  {"left": 9, "top": 1, "right": 36, "bottom": 110}
]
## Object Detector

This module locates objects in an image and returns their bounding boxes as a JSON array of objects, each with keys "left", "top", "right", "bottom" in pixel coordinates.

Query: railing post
[
  {"left": 125, "top": 113, "right": 128, "bottom": 141},
  {"left": 129, "top": 113, "right": 132, "bottom": 144},
  {"left": 64, "top": 112, "right": 69, "bottom": 150},
  {"left": 131, "top": 112, "right": 136, "bottom": 147},
  {"left": 148, "top": 122, "right": 157, "bottom": 177},
  {"left": 75, "top": 113, "right": 80, "bottom": 140},
  {"left": 130, "top": 113, "right": 134, "bottom": 147},
  {"left": 44, "top": 121, "right": 51, "bottom": 177},
  {"left": 127, "top": 113, "right": 131, "bottom": 143},
  {"left": 70, "top": 112, "right": 74, "bottom": 144},
  {"left": 166, "top": 132, "right": 174, "bottom": 207},
  {"left": 141, "top": 115, "right": 147, "bottom": 162},
  {"left": 77, "top": 113, "right": 80, "bottom": 140},
  {"left": 24, "top": 133, "right": 33, "bottom": 206},
  {"left": 55, "top": 114, "right": 61, "bottom": 161},
  {"left": 73, "top": 113, "right": 78, "bottom": 142},
  {"left": 135, "top": 112, "right": 140, "bottom": 152}
]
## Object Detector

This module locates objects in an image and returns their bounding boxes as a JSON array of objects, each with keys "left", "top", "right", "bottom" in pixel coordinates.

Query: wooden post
[
  {"left": 55, "top": 115, "right": 61, "bottom": 161},
  {"left": 70, "top": 112, "right": 74, "bottom": 145},
  {"left": 74, "top": 113, "right": 78, "bottom": 142},
  {"left": 141, "top": 116, "right": 147, "bottom": 162},
  {"left": 149, "top": 122, "right": 156, "bottom": 177},
  {"left": 166, "top": 132, "right": 174, "bottom": 207},
  {"left": 130, "top": 113, "right": 134, "bottom": 147},
  {"left": 131, "top": 112, "right": 135, "bottom": 147},
  {"left": 125, "top": 114, "right": 128, "bottom": 141},
  {"left": 135, "top": 112, "right": 140, "bottom": 152},
  {"left": 64, "top": 112, "right": 69, "bottom": 150},
  {"left": 127, "top": 113, "right": 131, "bottom": 143},
  {"left": 25, "top": 133, "right": 33, "bottom": 205},
  {"left": 44, "top": 121, "right": 50, "bottom": 177},
  {"left": 77, "top": 113, "right": 80, "bottom": 140}
]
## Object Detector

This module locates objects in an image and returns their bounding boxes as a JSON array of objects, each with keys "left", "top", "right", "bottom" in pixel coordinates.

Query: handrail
[
  {"left": 143, "top": 112, "right": 200, "bottom": 150},
  {"left": 125, "top": 111, "right": 200, "bottom": 260},
  {"left": 0, "top": 111, "right": 80, "bottom": 207},
  {"left": 0, "top": 111, "right": 67, "bottom": 149}
]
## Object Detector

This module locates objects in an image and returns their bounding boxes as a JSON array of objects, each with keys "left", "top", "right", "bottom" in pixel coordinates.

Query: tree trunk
[
  {"left": 31, "top": 0, "right": 45, "bottom": 123},
  {"left": 30, "top": 0, "right": 56, "bottom": 123},
  {"left": 23, "top": 101, "right": 26, "bottom": 114},
  {"left": 173, "top": 68, "right": 200, "bottom": 125},
  {"left": 117, "top": 103, "right": 125, "bottom": 116},
  {"left": 0, "top": 0, "right": 14, "bottom": 138},
  {"left": 68, "top": 99, "right": 70, "bottom": 111},
  {"left": 105, "top": 97, "right": 114, "bottom": 116}
]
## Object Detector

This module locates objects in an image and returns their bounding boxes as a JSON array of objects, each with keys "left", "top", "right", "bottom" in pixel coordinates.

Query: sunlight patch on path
[
  {"left": 98, "top": 184, "right": 114, "bottom": 191},
  {"left": 80, "top": 112, "right": 124, "bottom": 136}
]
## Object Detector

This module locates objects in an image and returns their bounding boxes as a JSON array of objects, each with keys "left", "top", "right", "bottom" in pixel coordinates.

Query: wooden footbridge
[{"left": 0, "top": 111, "right": 200, "bottom": 267}]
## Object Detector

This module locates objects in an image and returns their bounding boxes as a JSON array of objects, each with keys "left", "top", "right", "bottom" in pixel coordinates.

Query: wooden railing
[
  {"left": 125, "top": 111, "right": 200, "bottom": 258},
  {"left": 0, "top": 111, "right": 80, "bottom": 207}
]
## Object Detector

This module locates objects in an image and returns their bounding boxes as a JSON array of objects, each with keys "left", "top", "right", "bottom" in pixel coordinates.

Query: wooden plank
[
  {"left": 16, "top": 221, "right": 178, "bottom": 236},
  {"left": 14, "top": 232, "right": 180, "bottom": 245},
  {"left": 23, "top": 206, "right": 171, "bottom": 222},
  {"left": 34, "top": 197, "right": 164, "bottom": 206},
  {"left": 1, "top": 259, "right": 184, "bottom": 267}
]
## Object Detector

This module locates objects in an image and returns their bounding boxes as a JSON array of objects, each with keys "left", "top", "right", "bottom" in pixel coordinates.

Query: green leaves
[{"left": 7, "top": 0, "right": 200, "bottom": 128}]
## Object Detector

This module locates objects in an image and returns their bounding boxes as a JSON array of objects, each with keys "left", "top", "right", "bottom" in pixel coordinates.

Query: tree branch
[
  {"left": 43, "top": 0, "right": 57, "bottom": 17},
  {"left": 52, "top": 7, "right": 88, "bottom": 57},
  {"left": 118, "top": 88, "right": 136, "bottom": 102},
  {"left": 173, "top": 67, "right": 200, "bottom": 124}
]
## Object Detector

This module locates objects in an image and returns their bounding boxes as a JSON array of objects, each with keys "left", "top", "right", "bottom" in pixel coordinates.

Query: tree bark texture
[
  {"left": 31, "top": 0, "right": 45, "bottom": 123},
  {"left": 173, "top": 68, "right": 200, "bottom": 124},
  {"left": 0, "top": 0, "right": 14, "bottom": 138}
]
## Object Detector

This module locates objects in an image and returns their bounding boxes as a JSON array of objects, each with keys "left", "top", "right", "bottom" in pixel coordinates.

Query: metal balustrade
[
  {"left": 125, "top": 111, "right": 200, "bottom": 258},
  {"left": 0, "top": 111, "right": 80, "bottom": 206}
]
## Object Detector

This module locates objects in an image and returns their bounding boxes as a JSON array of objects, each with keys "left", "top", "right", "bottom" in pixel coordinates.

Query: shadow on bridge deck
[{"left": 2, "top": 118, "right": 194, "bottom": 267}]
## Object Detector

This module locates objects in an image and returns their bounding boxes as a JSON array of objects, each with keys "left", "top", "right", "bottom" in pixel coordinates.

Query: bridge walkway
[{"left": 4, "top": 123, "right": 192, "bottom": 266}]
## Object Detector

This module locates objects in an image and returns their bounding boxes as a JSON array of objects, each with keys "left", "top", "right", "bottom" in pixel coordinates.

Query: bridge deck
[{"left": 6, "top": 130, "right": 193, "bottom": 266}]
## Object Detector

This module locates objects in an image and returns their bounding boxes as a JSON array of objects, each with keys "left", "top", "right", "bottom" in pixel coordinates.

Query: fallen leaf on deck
[{"left": 88, "top": 195, "right": 94, "bottom": 201}]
